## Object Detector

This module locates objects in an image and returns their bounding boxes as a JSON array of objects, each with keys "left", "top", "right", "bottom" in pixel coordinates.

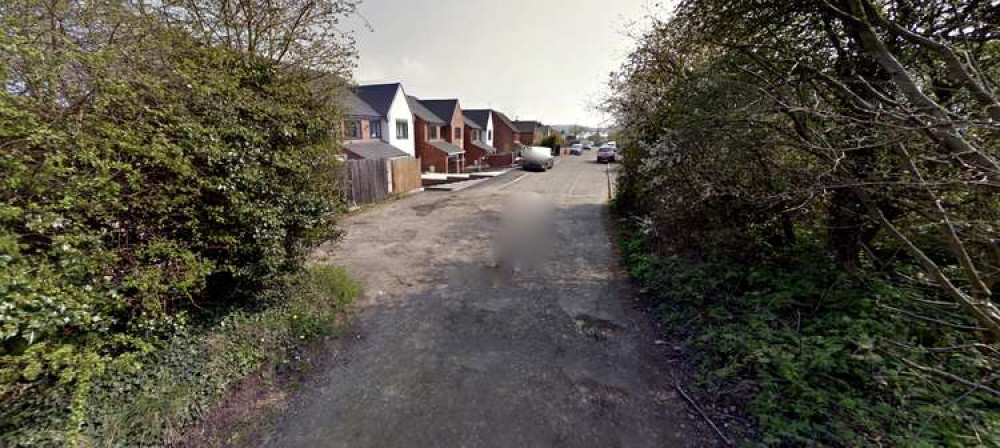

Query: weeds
[{"left": 618, "top": 223, "right": 1000, "bottom": 446}]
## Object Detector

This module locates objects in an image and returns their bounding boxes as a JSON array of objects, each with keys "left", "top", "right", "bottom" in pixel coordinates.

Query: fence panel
[
  {"left": 344, "top": 159, "right": 390, "bottom": 205},
  {"left": 390, "top": 157, "right": 422, "bottom": 194}
]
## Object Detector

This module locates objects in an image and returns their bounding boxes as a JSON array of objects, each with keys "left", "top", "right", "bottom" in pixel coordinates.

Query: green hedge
[
  {"left": 1, "top": 27, "right": 346, "bottom": 443},
  {"left": 1, "top": 265, "right": 360, "bottom": 447},
  {"left": 617, "top": 224, "right": 1000, "bottom": 446}
]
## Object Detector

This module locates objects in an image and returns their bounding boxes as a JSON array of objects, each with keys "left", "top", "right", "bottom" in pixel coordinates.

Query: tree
[
  {"left": 607, "top": 0, "right": 1000, "bottom": 442},
  {"left": 0, "top": 1, "right": 354, "bottom": 440},
  {"left": 610, "top": 0, "right": 1000, "bottom": 341},
  {"left": 540, "top": 133, "right": 565, "bottom": 150},
  {"left": 140, "top": 0, "right": 361, "bottom": 74}
]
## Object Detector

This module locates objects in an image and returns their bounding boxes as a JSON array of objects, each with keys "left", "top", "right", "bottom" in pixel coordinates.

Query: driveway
[{"left": 260, "top": 156, "right": 713, "bottom": 447}]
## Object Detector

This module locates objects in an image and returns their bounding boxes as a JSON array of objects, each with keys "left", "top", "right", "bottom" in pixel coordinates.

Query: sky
[{"left": 344, "top": 0, "right": 671, "bottom": 128}]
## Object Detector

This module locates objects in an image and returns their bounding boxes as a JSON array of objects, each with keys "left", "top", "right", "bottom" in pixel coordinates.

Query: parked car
[
  {"left": 596, "top": 146, "right": 617, "bottom": 163},
  {"left": 569, "top": 143, "right": 584, "bottom": 156},
  {"left": 523, "top": 146, "right": 555, "bottom": 171}
]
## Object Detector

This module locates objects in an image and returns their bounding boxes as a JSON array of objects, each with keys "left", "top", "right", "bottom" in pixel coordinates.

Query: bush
[
  {"left": 0, "top": 265, "right": 360, "bottom": 447},
  {"left": 0, "top": 21, "right": 347, "bottom": 442},
  {"left": 618, "top": 223, "right": 1000, "bottom": 446},
  {"left": 539, "top": 134, "right": 565, "bottom": 150}
]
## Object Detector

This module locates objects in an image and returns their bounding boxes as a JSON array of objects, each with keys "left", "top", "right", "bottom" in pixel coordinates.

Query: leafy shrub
[
  {"left": 539, "top": 134, "right": 565, "bottom": 150},
  {"left": 0, "top": 265, "right": 360, "bottom": 447},
  {"left": 619, "top": 225, "right": 1000, "bottom": 446},
  {"left": 0, "top": 21, "right": 346, "bottom": 443}
]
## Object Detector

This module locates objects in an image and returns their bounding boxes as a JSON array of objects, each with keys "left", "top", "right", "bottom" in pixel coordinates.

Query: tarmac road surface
[{"left": 259, "top": 155, "right": 713, "bottom": 447}]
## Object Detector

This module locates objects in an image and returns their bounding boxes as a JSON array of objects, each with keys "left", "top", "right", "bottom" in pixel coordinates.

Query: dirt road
[{"left": 260, "top": 156, "right": 712, "bottom": 447}]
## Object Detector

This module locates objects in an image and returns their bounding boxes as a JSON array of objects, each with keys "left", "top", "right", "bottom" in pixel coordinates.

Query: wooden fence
[
  {"left": 389, "top": 157, "right": 422, "bottom": 195},
  {"left": 344, "top": 159, "right": 389, "bottom": 205},
  {"left": 343, "top": 157, "right": 422, "bottom": 206}
]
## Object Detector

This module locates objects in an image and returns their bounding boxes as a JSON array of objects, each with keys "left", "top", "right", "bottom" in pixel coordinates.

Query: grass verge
[{"left": 1, "top": 265, "right": 360, "bottom": 448}]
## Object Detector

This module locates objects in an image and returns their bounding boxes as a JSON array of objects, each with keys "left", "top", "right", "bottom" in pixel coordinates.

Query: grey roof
[
  {"left": 492, "top": 110, "right": 518, "bottom": 131},
  {"left": 407, "top": 95, "right": 446, "bottom": 125},
  {"left": 342, "top": 140, "right": 409, "bottom": 160},
  {"left": 355, "top": 83, "right": 401, "bottom": 117},
  {"left": 472, "top": 141, "right": 496, "bottom": 154},
  {"left": 463, "top": 117, "right": 482, "bottom": 129},
  {"left": 420, "top": 99, "right": 460, "bottom": 123},
  {"left": 429, "top": 140, "right": 465, "bottom": 155},
  {"left": 342, "top": 91, "right": 379, "bottom": 117},
  {"left": 463, "top": 110, "right": 491, "bottom": 129},
  {"left": 514, "top": 120, "right": 543, "bottom": 133}
]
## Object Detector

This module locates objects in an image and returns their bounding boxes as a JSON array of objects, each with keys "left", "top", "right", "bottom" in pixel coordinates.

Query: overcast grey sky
[{"left": 346, "top": 0, "right": 669, "bottom": 127}]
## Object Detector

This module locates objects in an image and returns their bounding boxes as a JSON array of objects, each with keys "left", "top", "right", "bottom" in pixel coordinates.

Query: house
[
  {"left": 513, "top": 120, "right": 551, "bottom": 145},
  {"left": 491, "top": 110, "right": 520, "bottom": 152},
  {"left": 462, "top": 110, "right": 498, "bottom": 165},
  {"left": 354, "top": 83, "right": 416, "bottom": 157},
  {"left": 420, "top": 99, "right": 468, "bottom": 173},
  {"left": 340, "top": 90, "right": 410, "bottom": 160},
  {"left": 407, "top": 96, "right": 465, "bottom": 173}
]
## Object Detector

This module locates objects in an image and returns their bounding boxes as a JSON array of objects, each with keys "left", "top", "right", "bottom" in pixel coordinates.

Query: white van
[{"left": 522, "top": 146, "right": 555, "bottom": 171}]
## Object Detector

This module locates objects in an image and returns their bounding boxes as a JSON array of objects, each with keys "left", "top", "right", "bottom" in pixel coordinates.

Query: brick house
[
  {"left": 420, "top": 99, "right": 468, "bottom": 173},
  {"left": 489, "top": 110, "right": 520, "bottom": 152},
  {"left": 513, "top": 120, "right": 550, "bottom": 145},
  {"left": 462, "top": 111, "right": 497, "bottom": 166},
  {"left": 353, "top": 83, "right": 416, "bottom": 157},
  {"left": 341, "top": 91, "right": 409, "bottom": 160},
  {"left": 407, "top": 96, "right": 465, "bottom": 173}
]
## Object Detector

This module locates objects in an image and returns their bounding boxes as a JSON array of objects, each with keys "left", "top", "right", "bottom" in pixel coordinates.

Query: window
[
  {"left": 428, "top": 124, "right": 439, "bottom": 140},
  {"left": 344, "top": 119, "right": 362, "bottom": 139},
  {"left": 370, "top": 120, "right": 382, "bottom": 139},
  {"left": 487, "top": 130, "right": 492, "bottom": 141},
  {"left": 396, "top": 120, "right": 409, "bottom": 139},
  {"left": 454, "top": 127, "right": 461, "bottom": 139}
]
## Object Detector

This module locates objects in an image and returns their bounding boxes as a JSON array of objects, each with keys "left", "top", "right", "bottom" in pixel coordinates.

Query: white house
[
  {"left": 463, "top": 110, "right": 495, "bottom": 147},
  {"left": 355, "top": 83, "right": 416, "bottom": 157}
]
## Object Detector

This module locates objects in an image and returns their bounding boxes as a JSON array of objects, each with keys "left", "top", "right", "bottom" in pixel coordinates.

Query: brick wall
[
  {"left": 445, "top": 105, "right": 464, "bottom": 149},
  {"left": 484, "top": 153, "right": 515, "bottom": 168},
  {"left": 517, "top": 131, "right": 536, "bottom": 145},
  {"left": 413, "top": 116, "right": 448, "bottom": 173},
  {"left": 463, "top": 126, "right": 487, "bottom": 166},
  {"left": 491, "top": 112, "right": 517, "bottom": 151},
  {"left": 445, "top": 105, "right": 464, "bottom": 173}
]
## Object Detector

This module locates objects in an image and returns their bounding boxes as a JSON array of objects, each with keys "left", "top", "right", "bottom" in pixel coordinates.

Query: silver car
[{"left": 596, "top": 146, "right": 617, "bottom": 163}]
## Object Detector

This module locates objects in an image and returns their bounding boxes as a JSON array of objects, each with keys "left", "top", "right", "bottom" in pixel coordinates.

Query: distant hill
[{"left": 550, "top": 124, "right": 605, "bottom": 135}]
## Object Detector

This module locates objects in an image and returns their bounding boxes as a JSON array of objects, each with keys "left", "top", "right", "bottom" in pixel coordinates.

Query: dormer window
[{"left": 428, "top": 125, "right": 439, "bottom": 140}]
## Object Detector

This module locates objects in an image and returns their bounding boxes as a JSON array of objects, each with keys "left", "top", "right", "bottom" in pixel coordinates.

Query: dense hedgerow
[
  {"left": 617, "top": 222, "right": 1000, "bottom": 446},
  {"left": 1, "top": 265, "right": 360, "bottom": 447},
  {"left": 0, "top": 21, "right": 347, "bottom": 443},
  {"left": 606, "top": 0, "right": 1000, "bottom": 445}
]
